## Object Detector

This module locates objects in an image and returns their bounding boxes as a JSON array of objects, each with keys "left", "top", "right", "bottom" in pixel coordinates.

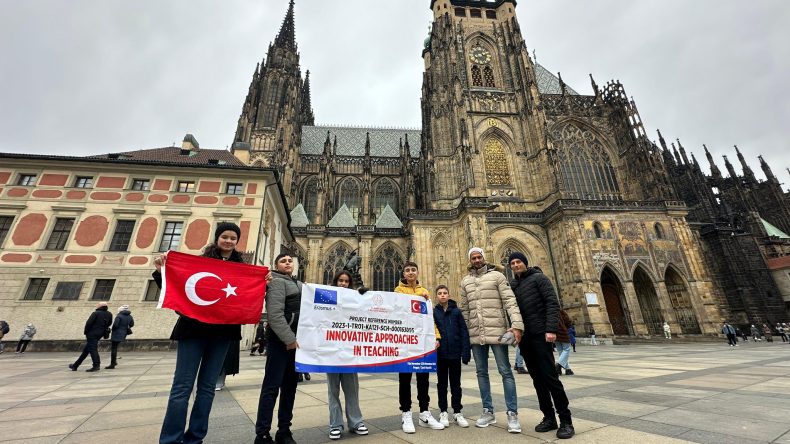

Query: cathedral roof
[
  {"left": 90, "top": 147, "right": 247, "bottom": 167},
  {"left": 534, "top": 63, "right": 580, "bottom": 96},
  {"left": 301, "top": 126, "right": 421, "bottom": 158},
  {"left": 327, "top": 203, "right": 357, "bottom": 228},
  {"left": 374, "top": 204, "right": 403, "bottom": 229},
  {"left": 762, "top": 218, "right": 790, "bottom": 239},
  {"left": 290, "top": 203, "right": 310, "bottom": 227}
]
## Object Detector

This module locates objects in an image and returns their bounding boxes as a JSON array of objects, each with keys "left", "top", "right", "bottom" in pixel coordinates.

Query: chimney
[
  {"left": 231, "top": 141, "right": 252, "bottom": 164},
  {"left": 182, "top": 134, "right": 200, "bottom": 150}
]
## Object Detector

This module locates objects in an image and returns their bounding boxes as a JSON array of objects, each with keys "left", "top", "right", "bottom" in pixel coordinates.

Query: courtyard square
[{"left": 1, "top": 342, "right": 789, "bottom": 443}]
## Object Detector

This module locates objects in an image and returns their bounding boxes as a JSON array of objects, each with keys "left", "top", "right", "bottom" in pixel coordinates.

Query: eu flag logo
[
  {"left": 411, "top": 300, "right": 428, "bottom": 314},
  {"left": 314, "top": 288, "right": 338, "bottom": 305}
]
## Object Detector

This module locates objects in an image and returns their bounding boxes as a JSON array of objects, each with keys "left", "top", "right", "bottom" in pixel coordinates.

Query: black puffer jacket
[
  {"left": 434, "top": 299, "right": 471, "bottom": 362},
  {"left": 84, "top": 306, "right": 113, "bottom": 339},
  {"left": 511, "top": 267, "right": 560, "bottom": 335}
]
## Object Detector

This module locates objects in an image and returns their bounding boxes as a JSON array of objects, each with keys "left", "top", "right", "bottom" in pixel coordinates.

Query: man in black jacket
[
  {"left": 508, "top": 252, "right": 574, "bottom": 439},
  {"left": 69, "top": 302, "right": 113, "bottom": 372}
]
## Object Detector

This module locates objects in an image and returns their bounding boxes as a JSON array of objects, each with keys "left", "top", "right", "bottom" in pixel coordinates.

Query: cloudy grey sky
[{"left": 1, "top": 0, "right": 788, "bottom": 180}]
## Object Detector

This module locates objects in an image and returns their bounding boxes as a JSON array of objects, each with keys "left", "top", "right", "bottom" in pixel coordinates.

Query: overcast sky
[{"left": 1, "top": 0, "right": 788, "bottom": 181}]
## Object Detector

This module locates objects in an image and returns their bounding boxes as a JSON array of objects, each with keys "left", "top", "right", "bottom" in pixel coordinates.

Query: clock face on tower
[{"left": 469, "top": 47, "right": 492, "bottom": 65}]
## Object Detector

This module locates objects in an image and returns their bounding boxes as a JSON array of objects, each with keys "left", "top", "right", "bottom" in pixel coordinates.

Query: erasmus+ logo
[
  {"left": 314, "top": 288, "right": 338, "bottom": 305},
  {"left": 411, "top": 300, "right": 428, "bottom": 315}
]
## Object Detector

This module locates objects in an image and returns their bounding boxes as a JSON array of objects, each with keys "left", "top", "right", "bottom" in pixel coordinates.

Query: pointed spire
[
  {"left": 704, "top": 144, "right": 722, "bottom": 179},
  {"left": 657, "top": 129, "right": 668, "bottom": 150},
  {"left": 734, "top": 145, "right": 756, "bottom": 182},
  {"left": 589, "top": 73, "right": 599, "bottom": 97},
  {"left": 672, "top": 143, "right": 682, "bottom": 165},
  {"left": 723, "top": 155, "right": 738, "bottom": 179},
  {"left": 558, "top": 72, "right": 567, "bottom": 96},
  {"left": 759, "top": 155, "right": 778, "bottom": 184},
  {"left": 690, "top": 152, "right": 701, "bottom": 171},
  {"left": 332, "top": 135, "right": 338, "bottom": 155},
  {"left": 403, "top": 133, "right": 411, "bottom": 158},
  {"left": 274, "top": 0, "right": 297, "bottom": 51},
  {"left": 364, "top": 132, "right": 371, "bottom": 157},
  {"left": 676, "top": 139, "right": 689, "bottom": 165}
]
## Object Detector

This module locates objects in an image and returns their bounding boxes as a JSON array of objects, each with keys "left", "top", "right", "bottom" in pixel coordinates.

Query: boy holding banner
[{"left": 394, "top": 262, "right": 445, "bottom": 433}]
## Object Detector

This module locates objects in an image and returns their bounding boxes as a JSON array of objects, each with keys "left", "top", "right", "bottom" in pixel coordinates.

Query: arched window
[
  {"left": 336, "top": 178, "right": 362, "bottom": 222},
  {"left": 262, "top": 82, "right": 279, "bottom": 127},
  {"left": 593, "top": 222, "right": 603, "bottom": 239},
  {"left": 323, "top": 243, "right": 352, "bottom": 285},
  {"left": 552, "top": 123, "right": 621, "bottom": 200},
  {"left": 483, "top": 138, "right": 511, "bottom": 186},
  {"left": 498, "top": 240, "right": 528, "bottom": 282},
  {"left": 483, "top": 66, "right": 495, "bottom": 87},
  {"left": 372, "top": 243, "right": 404, "bottom": 291},
  {"left": 471, "top": 65, "right": 483, "bottom": 87},
  {"left": 372, "top": 179, "right": 399, "bottom": 222},
  {"left": 654, "top": 222, "right": 665, "bottom": 239},
  {"left": 301, "top": 177, "right": 319, "bottom": 222}
]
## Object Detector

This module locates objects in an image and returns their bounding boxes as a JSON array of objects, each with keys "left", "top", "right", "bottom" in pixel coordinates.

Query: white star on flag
[{"left": 222, "top": 283, "right": 238, "bottom": 298}]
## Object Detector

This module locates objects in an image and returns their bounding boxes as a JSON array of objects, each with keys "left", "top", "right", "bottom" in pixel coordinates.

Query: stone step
[{"left": 612, "top": 335, "right": 723, "bottom": 345}]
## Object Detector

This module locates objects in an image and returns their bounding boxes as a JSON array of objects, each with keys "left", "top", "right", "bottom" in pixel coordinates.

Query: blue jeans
[
  {"left": 471, "top": 344, "right": 517, "bottom": 413},
  {"left": 160, "top": 337, "right": 231, "bottom": 444},
  {"left": 514, "top": 346, "right": 524, "bottom": 368},
  {"left": 556, "top": 342, "right": 571, "bottom": 369}
]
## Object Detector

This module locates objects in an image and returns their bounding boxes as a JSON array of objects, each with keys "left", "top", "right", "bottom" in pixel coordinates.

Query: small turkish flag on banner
[{"left": 157, "top": 251, "right": 268, "bottom": 325}]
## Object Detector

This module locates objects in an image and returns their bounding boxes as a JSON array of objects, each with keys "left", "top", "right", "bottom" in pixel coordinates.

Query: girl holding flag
[{"left": 156, "top": 222, "right": 249, "bottom": 444}]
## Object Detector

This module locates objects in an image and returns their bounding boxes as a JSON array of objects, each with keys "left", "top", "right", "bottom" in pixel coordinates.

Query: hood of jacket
[
  {"left": 467, "top": 263, "right": 504, "bottom": 275},
  {"left": 435, "top": 299, "right": 459, "bottom": 311},
  {"left": 515, "top": 266, "right": 542, "bottom": 281}
]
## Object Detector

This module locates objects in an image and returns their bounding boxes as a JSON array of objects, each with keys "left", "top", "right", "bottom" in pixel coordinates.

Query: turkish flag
[{"left": 157, "top": 251, "right": 268, "bottom": 324}]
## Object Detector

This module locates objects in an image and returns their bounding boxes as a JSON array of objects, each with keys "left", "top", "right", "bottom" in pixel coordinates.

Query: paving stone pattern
[{"left": 1, "top": 342, "right": 789, "bottom": 443}]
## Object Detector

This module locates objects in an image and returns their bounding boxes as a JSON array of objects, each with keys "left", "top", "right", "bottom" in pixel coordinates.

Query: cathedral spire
[
  {"left": 759, "top": 155, "right": 778, "bottom": 184},
  {"left": 275, "top": 0, "right": 297, "bottom": 51},
  {"left": 676, "top": 139, "right": 690, "bottom": 165},
  {"left": 672, "top": 143, "right": 682, "bottom": 165},
  {"left": 723, "top": 155, "right": 738, "bottom": 179},
  {"left": 301, "top": 69, "right": 314, "bottom": 125},
  {"left": 704, "top": 144, "right": 722, "bottom": 179},
  {"left": 734, "top": 145, "right": 756, "bottom": 183}
]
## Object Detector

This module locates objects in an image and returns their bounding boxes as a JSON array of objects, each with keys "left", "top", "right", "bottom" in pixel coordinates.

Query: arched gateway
[{"left": 601, "top": 266, "right": 630, "bottom": 335}]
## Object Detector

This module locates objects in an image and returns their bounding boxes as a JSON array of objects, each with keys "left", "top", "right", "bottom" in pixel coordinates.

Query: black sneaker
[
  {"left": 274, "top": 429, "right": 296, "bottom": 444},
  {"left": 555, "top": 363, "right": 563, "bottom": 376},
  {"left": 565, "top": 368, "right": 574, "bottom": 375},
  {"left": 85, "top": 367, "right": 100, "bottom": 373},
  {"left": 105, "top": 364, "right": 116, "bottom": 369},
  {"left": 68, "top": 364, "right": 78, "bottom": 371},
  {"left": 535, "top": 417, "right": 559, "bottom": 433},
  {"left": 254, "top": 433, "right": 274, "bottom": 444},
  {"left": 557, "top": 423, "right": 575, "bottom": 439}
]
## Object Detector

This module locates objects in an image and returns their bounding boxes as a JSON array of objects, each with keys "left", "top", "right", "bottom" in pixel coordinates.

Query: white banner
[{"left": 295, "top": 284, "right": 437, "bottom": 373}]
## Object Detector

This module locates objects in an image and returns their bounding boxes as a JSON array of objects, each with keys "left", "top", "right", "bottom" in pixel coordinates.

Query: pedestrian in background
[
  {"left": 0, "top": 319, "right": 9, "bottom": 354},
  {"left": 777, "top": 324, "right": 787, "bottom": 343},
  {"left": 251, "top": 322, "right": 267, "bottom": 356},
  {"left": 107, "top": 305, "right": 134, "bottom": 369},
  {"left": 568, "top": 324, "right": 577, "bottom": 352},
  {"left": 662, "top": 322, "right": 671, "bottom": 339},
  {"left": 750, "top": 324, "right": 761, "bottom": 342},
  {"left": 69, "top": 302, "right": 112, "bottom": 372},
  {"left": 555, "top": 311, "right": 574, "bottom": 376},
  {"left": 514, "top": 346, "right": 528, "bottom": 374},
  {"left": 762, "top": 324, "right": 773, "bottom": 342},
  {"left": 589, "top": 326, "right": 598, "bottom": 346},
  {"left": 215, "top": 340, "right": 240, "bottom": 391},
  {"left": 722, "top": 322, "right": 737, "bottom": 346},
  {"left": 16, "top": 323, "right": 37, "bottom": 354}
]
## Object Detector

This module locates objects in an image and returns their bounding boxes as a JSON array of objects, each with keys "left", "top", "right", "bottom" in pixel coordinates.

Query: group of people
[
  {"left": 67, "top": 302, "right": 135, "bottom": 371},
  {"left": 721, "top": 322, "right": 790, "bottom": 344},
  {"left": 147, "top": 221, "right": 576, "bottom": 444},
  {"left": 0, "top": 320, "right": 37, "bottom": 354}
]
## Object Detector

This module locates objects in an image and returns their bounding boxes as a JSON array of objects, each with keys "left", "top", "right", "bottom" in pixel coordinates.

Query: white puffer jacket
[{"left": 459, "top": 264, "right": 524, "bottom": 345}]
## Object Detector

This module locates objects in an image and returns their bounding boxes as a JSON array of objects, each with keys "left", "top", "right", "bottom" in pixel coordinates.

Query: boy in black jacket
[{"left": 433, "top": 285, "right": 471, "bottom": 428}]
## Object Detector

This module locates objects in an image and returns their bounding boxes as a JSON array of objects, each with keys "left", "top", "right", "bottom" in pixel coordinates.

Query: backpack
[{"left": 1, "top": 321, "right": 9, "bottom": 335}]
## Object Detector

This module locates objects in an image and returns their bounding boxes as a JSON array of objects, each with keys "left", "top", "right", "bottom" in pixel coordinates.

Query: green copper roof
[{"left": 762, "top": 218, "right": 790, "bottom": 238}]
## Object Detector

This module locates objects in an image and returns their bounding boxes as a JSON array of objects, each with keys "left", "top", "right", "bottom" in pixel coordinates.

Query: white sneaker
[
  {"left": 507, "top": 411, "right": 522, "bottom": 433},
  {"left": 476, "top": 409, "right": 496, "bottom": 427},
  {"left": 401, "top": 411, "right": 415, "bottom": 434},
  {"left": 439, "top": 411, "right": 450, "bottom": 427},
  {"left": 454, "top": 412, "right": 469, "bottom": 428},
  {"left": 419, "top": 410, "right": 445, "bottom": 430}
]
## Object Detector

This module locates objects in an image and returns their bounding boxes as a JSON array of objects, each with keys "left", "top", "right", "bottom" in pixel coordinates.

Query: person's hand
[
  {"left": 265, "top": 272, "right": 273, "bottom": 282},
  {"left": 545, "top": 332, "right": 557, "bottom": 343},
  {"left": 154, "top": 256, "right": 166, "bottom": 271},
  {"left": 435, "top": 340, "right": 440, "bottom": 349},
  {"left": 286, "top": 341, "right": 300, "bottom": 350},
  {"left": 509, "top": 327, "right": 522, "bottom": 345},
  {"left": 462, "top": 356, "right": 470, "bottom": 365},
  {"left": 421, "top": 290, "right": 430, "bottom": 300}
]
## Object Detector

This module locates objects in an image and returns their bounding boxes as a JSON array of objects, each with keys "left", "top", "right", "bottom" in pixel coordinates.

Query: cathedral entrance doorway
[
  {"left": 634, "top": 267, "right": 663, "bottom": 335},
  {"left": 665, "top": 268, "right": 701, "bottom": 334},
  {"left": 601, "top": 267, "right": 630, "bottom": 335}
]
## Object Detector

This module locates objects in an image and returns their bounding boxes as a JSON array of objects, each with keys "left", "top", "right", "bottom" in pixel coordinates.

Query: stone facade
[{"left": 0, "top": 145, "right": 292, "bottom": 346}]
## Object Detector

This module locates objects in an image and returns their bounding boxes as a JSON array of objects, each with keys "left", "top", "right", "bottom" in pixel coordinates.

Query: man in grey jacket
[{"left": 459, "top": 247, "right": 524, "bottom": 434}]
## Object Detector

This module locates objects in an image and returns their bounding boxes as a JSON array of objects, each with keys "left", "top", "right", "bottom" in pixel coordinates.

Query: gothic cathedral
[{"left": 230, "top": 0, "right": 790, "bottom": 336}]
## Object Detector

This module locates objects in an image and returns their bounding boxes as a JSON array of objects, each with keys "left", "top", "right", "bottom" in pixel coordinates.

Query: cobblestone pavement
[{"left": 1, "top": 341, "right": 789, "bottom": 443}]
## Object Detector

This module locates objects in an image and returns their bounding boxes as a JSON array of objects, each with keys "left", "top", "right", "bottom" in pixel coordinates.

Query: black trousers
[
  {"left": 726, "top": 334, "right": 737, "bottom": 346},
  {"left": 110, "top": 341, "right": 121, "bottom": 364},
  {"left": 73, "top": 337, "right": 101, "bottom": 368},
  {"left": 255, "top": 336, "right": 298, "bottom": 436},
  {"left": 520, "top": 335, "right": 572, "bottom": 424},
  {"left": 16, "top": 339, "right": 31, "bottom": 352},
  {"left": 399, "top": 372, "right": 430, "bottom": 412},
  {"left": 436, "top": 358, "right": 463, "bottom": 413},
  {"left": 780, "top": 333, "right": 788, "bottom": 342}
]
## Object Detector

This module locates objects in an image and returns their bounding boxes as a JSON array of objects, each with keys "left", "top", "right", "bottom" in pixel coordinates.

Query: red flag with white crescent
[{"left": 157, "top": 251, "right": 268, "bottom": 324}]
